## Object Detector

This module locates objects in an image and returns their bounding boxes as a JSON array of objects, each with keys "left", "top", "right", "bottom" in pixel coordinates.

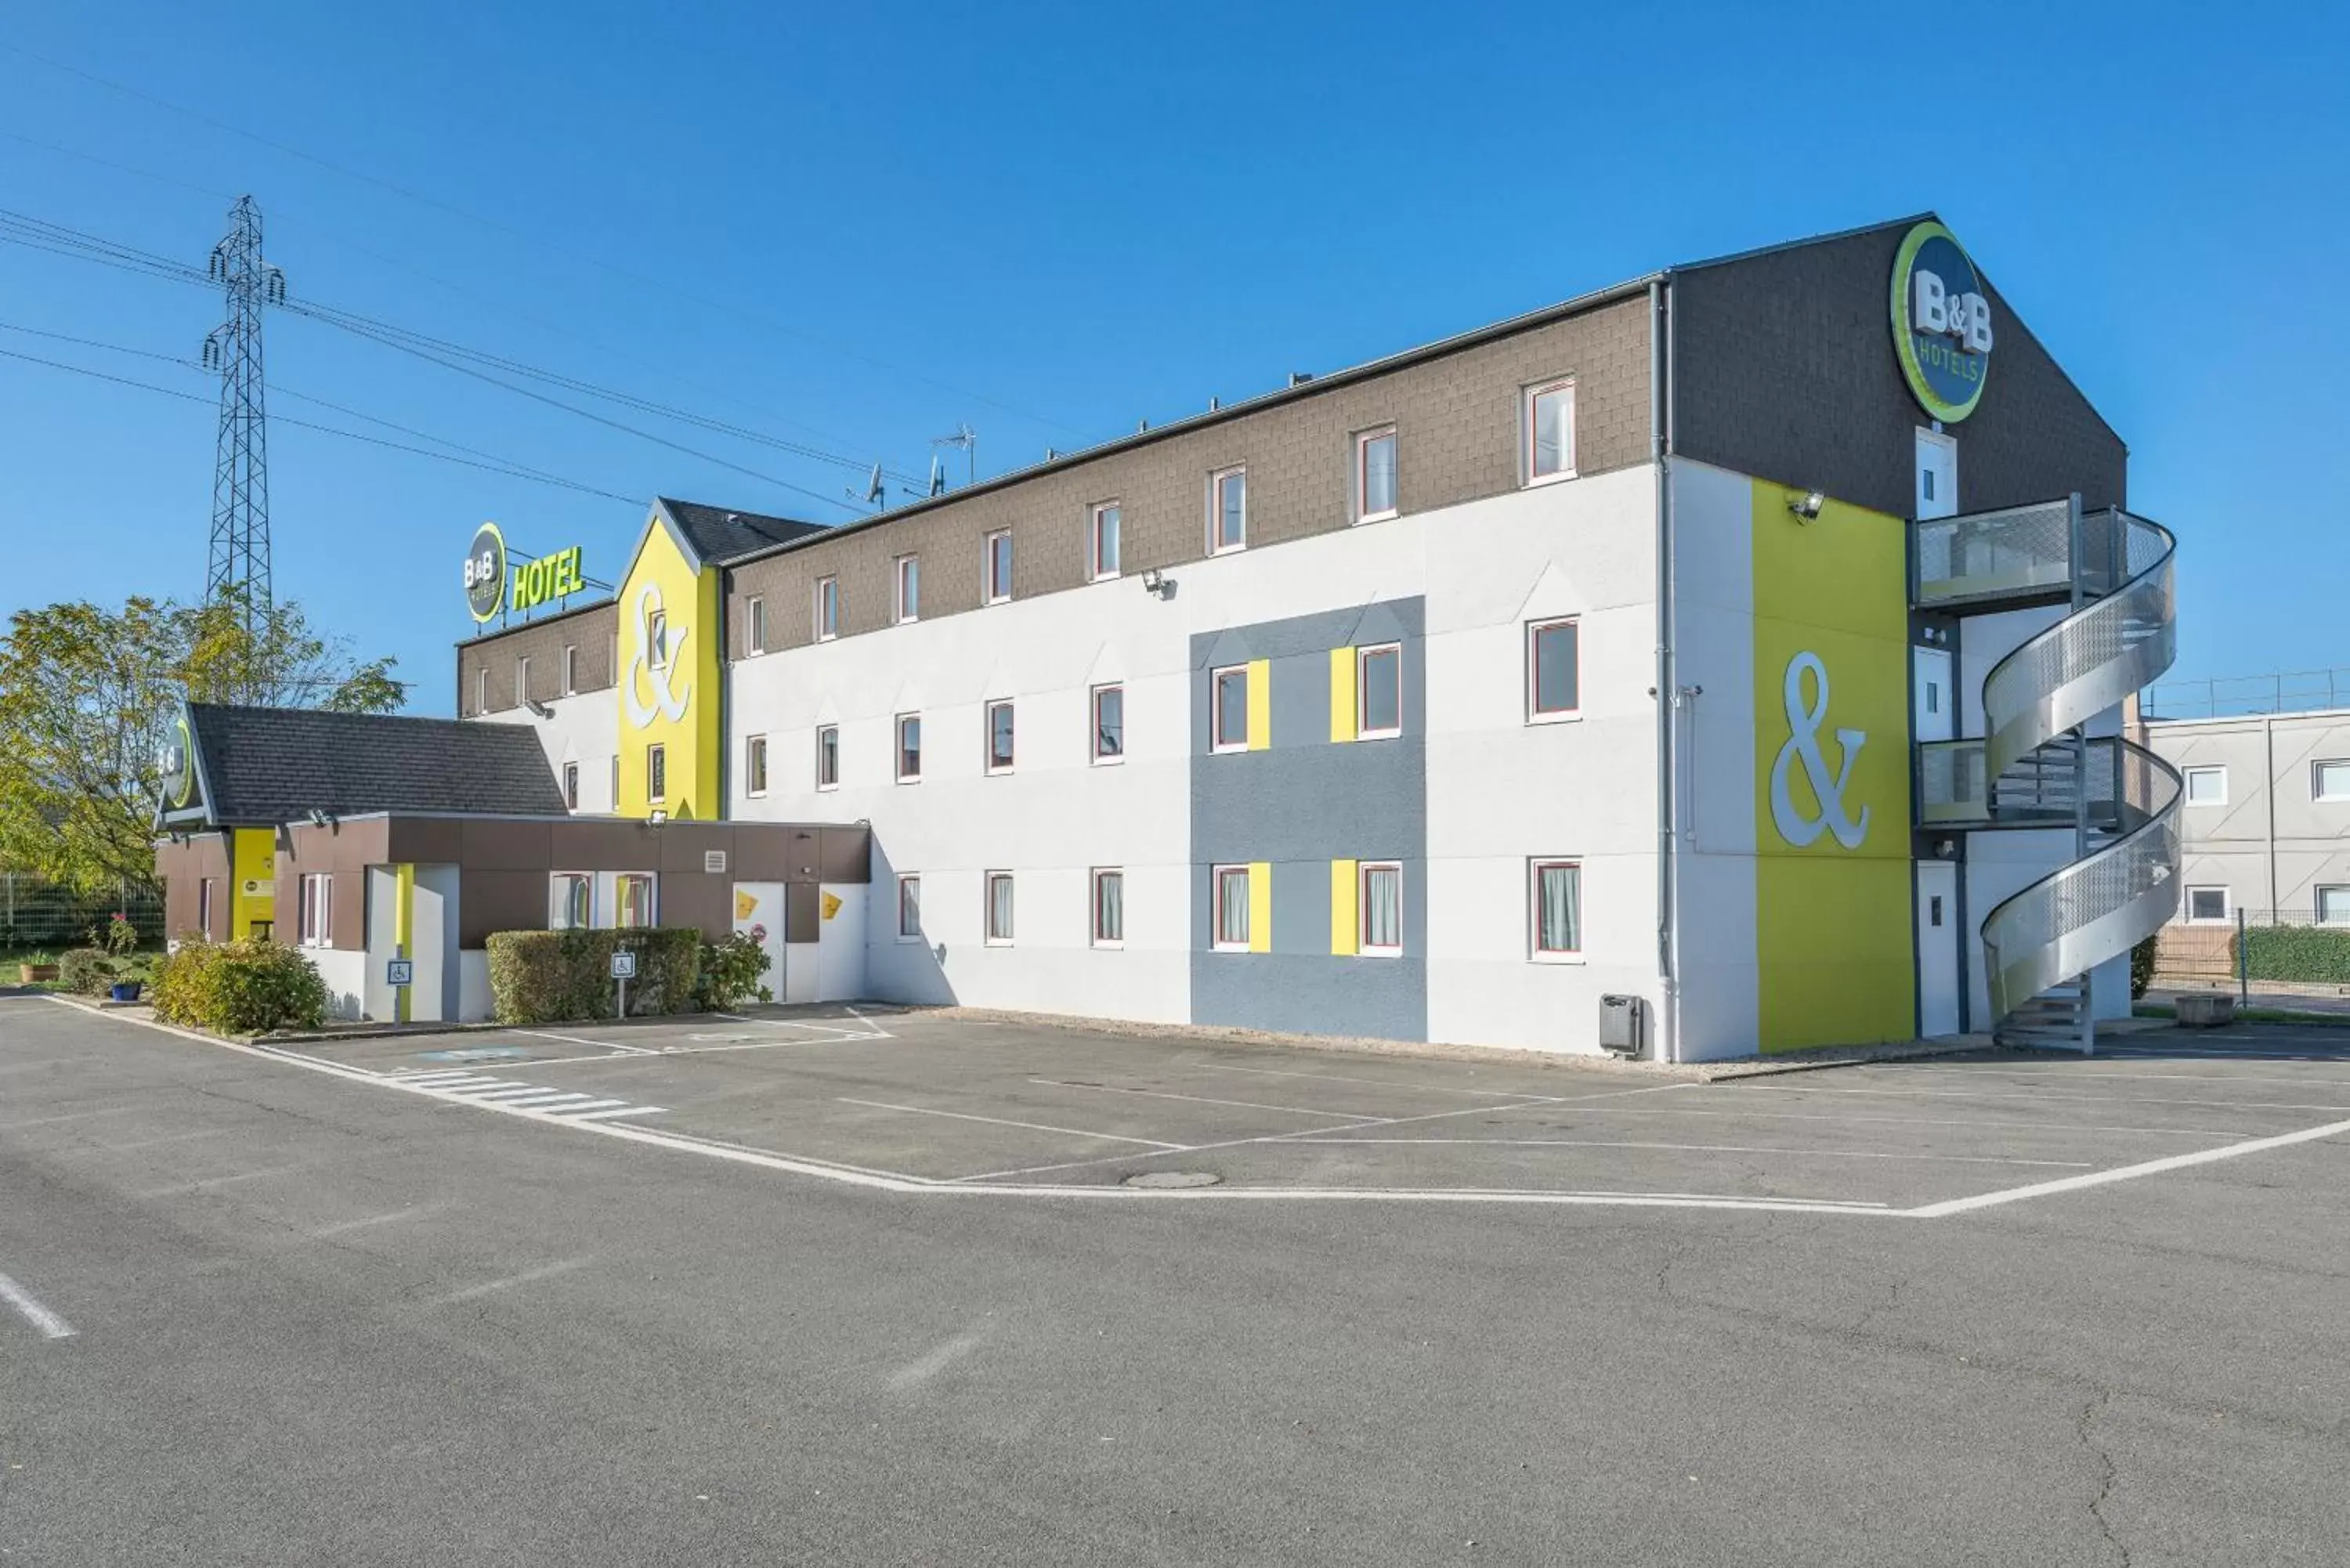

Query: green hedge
[
  {"left": 153, "top": 938, "right": 328, "bottom": 1034},
  {"left": 485, "top": 927, "right": 702, "bottom": 1024},
  {"left": 2240, "top": 926, "right": 2350, "bottom": 985},
  {"left": 2130, "top": 934, "right": 2157, "bottom": 999},
  {"left": 60, "top": 947, "right": 113, "bottom": 996}
]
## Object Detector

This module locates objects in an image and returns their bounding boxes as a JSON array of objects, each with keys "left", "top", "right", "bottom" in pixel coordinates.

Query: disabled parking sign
[
  {"left": 385, "top": 959, "right": 414, "bottom": 988},
  {"left": 610, "top": 951, "right": 637, "bottom": 981}
]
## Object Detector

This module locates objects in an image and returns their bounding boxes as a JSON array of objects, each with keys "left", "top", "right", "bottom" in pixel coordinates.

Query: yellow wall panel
[
  {"left": 615, "top": 516, "right": 724, "bottom": 820},
  {"left": 1248, "top": 860, "right": 1272, "bottom": 952},
  {"left": 232, "top": 827, "right": 275, "bottom": 939},
  {"left": 1246, "top": 660, "right": 1271, "bottom": 751},
  {"left": 1329, "top": 648, "right": 1358, "bottom": 743},
  {"left": 1329, "top": 859, "right": 1358, "bottom": 955}
]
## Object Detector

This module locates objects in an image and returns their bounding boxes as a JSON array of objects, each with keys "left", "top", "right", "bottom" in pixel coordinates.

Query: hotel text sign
[
  {"left": 1891, "top": 221, "right": 1993, "bottom": 424},
  {"left": 463, "top": 522, "right": 588, "bottom": 620}
]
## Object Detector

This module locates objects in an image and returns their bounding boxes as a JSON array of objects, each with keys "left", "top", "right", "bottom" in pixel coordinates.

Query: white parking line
[
  {"left": 509, "top": 1029, "right": 656, "bottom": 1056},
  {"left": 568, "top": 1105, "right": 667, "bottom": 1122},
  {"left": 1029, "top": 1078, "right": 1377, "bottom": 1120},
  {"left": 427, "top": 1257, "right": 593, "bottom": 1306},
  {"left": 837, "top": 1097, "right": 1184, "bottom": 1150},
  {"left": 1298, "top": 1138, "right": 2093, "bottom": 1168},
  {"left": 1911, "top": 1116, "right": 2350, "bottom": 1217},
  {"left": 1555, "top": 1102, "right": 2257, "bottom": 1140},
  {"left": 1195, "top": 1062, "right": 1550, "bottom": 1098},
  {"left": 0, "top": 1270, "right": 75, "bottom": 1339},
  {"left": 1863, "top": 1062, "right": 2350, "bottom": 1089}
]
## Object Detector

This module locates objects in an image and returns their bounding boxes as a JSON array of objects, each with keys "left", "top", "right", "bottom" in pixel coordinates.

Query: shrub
[
  {"left": 694, "top": 930, "right": 774, "bottom": 1012},
  {"left": 485, "top": 927, "right": 703, "bottom": 1024},
  {"left": 59, "top": 948, "right": 113, "bottom": 995},
  {"left": 153, "top": 938, "right": 328, "bottom": 1034},
  {"left": 2240, "top": 926, "right": 2350, "bottom": 985},
  {"left": 2130, "top": 934, "right": 2157, "bottom": 999},
  {"left": 101, "top": 913, "right": 141, "bottom": 959}
]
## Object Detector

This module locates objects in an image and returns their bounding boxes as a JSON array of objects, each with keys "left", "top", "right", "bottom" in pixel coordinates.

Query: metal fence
[
  {"left": 0, "top": 875, "right": 166, "bottom": 956},
  {"left": 2139, "top": 669, "right": 2350, "bottom": 721},
  {"left": 2151, "top": 909, "right": 2350, "bottom": 999}
]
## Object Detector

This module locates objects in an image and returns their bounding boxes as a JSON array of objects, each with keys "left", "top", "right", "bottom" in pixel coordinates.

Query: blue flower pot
[{"left": 110, "top": 981, "right": 143, "bottom": 1003}]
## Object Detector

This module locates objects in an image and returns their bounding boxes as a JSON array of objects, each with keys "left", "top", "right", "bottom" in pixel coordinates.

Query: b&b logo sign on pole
[{"left": 1890, "top": 220, "right": 1994, "bottom": 425}]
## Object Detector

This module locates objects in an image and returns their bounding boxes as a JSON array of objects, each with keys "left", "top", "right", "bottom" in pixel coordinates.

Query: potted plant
[
  {"left": 109, "top": 977, "right": 145, "bottom": 1003},
  {"left": 100, "top": 915, "right": 144, "bottom": 1001},
  {"left": 18, "top": 952, "right": 58, "bottom": 984}
]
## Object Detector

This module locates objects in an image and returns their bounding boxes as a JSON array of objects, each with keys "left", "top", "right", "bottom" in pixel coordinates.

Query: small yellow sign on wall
[
  {"left": 822, "top": 891, "right": 843, "bottom": 920},
  {"left": 735, "top": 889, "right": 759, "bottom": 921}
]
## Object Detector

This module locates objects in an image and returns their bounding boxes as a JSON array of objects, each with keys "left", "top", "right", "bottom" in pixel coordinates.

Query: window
[
  {"left": 985, "top": 872, "right": 1015, "bottom": 945},
  {"left": 895, "top": 555, "right": 920, "bottom": 623},
  {"left": 747, "top": 595, "right": 768, "bottom": 655},
  {"left": 2183, "top": 766, "right": 2227, "bottom": 806},
  {"left": 1358, "top": 427, "right": 1398, "bottom": 522},
  {"left": 1531, "top": 860, "right": 1583, "bottom": 958},
  {"left": 197, "top": 878, "right": 215, "bottom": 939},
  {"left": 745, "top": 735, "right": 769, "bottom": 797},
  {"left": 1209, "top": 466, "right": 1247, "bottom": 554},
  {"left": 985, "top": 531, "right": 1013, "bottom": 605},
  {"left": 2316, "top": 761, "right": 2350, "bottom": 802},
  {"left": 1528, "top": 617, "right": 1581, "bottom": 721},
  {"left": 649, "top": 607, "right": 670, "bottom": 670},
  {"left": 2317, "top": 887, "right": 2350, "bottom": 927},
  {"left": 986, "top": 700, "right": 1015, "bottom": 774},
  {"left": 1092, "top": 869, "right": 1124, "bottom": 947},
  {"left": 815, "top": 724, "right": 839, "bottom": 790},
  {"left": 616, "top": 873, "right": 656, "bottom": 928},
  {"left": 550, "top": 873, "right": 592, "bottom": 930},
  {"left": 562, "top": 644, "right": 577, "bottom": 695},
  {"left": 609, "top": 754, "right": 620, "bottom": 806},
  {"left": 815, "top": 576, "right": 839, "bottom": 641},
  {"left": 1092, "top": 683, "right": 1125, "bottom": 764},
  {"left": 297, "top": 873, "right": 331, "bottom": 948},
  {"left": 647, "top": 742, "right": 667, "bottom": 804},
  {"left": 516, "top": 655, "right": 531, "bottom": 703},
  {"left": 1091, "top": 502, "right": 1122, "bottom": 580},
  {"left": 896, "top": 714, "right": 922, "bottom": 782},
  {"left": 1359, "top": 862, "right": 1403, "bottom": 956},
  {"left": 1524, "top": 378, "right": 1576, "bottom": 484},
  {"left": 562, "top": 761, "right": 580, "bottom": 811},
  {"left": 473, "top": 665, "right": 487, "bottom": 716},
  {"left": 1212, "top": 665, "right": 1250, "bottom": 752},
  {"left": 1213, "top": 865, "right": 1252, "bottom": 950},
  {"left": 1358, "top": 644, "right": 1402, "bottom": 739},
  {"left": 896, "top": 874, "right": 923, "bottom": 941},
  {"left": 2184, "top": 887, "right": 2229, "bottom": 925}
]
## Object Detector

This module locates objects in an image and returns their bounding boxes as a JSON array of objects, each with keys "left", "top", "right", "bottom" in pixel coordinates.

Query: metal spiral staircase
[{"left": 1913, "top": 498, "right": 2181, "bottom": 1052}]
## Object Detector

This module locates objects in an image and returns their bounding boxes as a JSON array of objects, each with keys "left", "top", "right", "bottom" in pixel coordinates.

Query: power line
[{"left": 3, "top": 41, "right": 1091, "bottom": 441}]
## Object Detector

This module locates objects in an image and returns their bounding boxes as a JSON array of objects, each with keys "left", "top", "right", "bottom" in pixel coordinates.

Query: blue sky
[{"left": 4, "top": 0, "right": 2342, "bottom": 716}]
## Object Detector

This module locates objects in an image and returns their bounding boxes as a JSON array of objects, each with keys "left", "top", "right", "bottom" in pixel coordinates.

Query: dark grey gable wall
[
  {"left": 1672, "top": 222, "right": 2128, "bottom": 518},
  {"left": 1190, "top": 598, "right": 1428, "bottom": 1042}
]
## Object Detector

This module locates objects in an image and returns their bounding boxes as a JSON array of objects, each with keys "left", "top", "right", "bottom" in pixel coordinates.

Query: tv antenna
[{"left": 930, "top": 421, "right": 977, "bottom": 489}]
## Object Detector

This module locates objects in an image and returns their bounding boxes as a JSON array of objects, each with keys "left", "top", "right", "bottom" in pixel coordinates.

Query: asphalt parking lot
[{"left": 270, "top": 1006, "right": 2350, "bottom": 1217}]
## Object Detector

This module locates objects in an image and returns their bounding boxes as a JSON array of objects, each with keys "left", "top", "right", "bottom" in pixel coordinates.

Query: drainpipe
[
  {"left": 2265, "top": 713, "right": 2278, "bottom": 919},
  {"left": 1650, "top": 276, "right": 1680, "bottom": 1064}
]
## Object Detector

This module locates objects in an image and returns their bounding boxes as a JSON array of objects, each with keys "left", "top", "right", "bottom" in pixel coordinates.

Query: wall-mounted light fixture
[
  {"left": 1787, "top": 490, "right": 1826, "bottom": 523},
  {"left": 525, "top": 698, "right": 554, "bottom": 720},
  {"left": 646, "top": 808, "right": 668, "bottom": 829},
  {"left": 304, "top": 808, "right": 337, "bottom": 829},
  {"left": 1141, "top": 568, "right": 1174, "bottom": 600}
]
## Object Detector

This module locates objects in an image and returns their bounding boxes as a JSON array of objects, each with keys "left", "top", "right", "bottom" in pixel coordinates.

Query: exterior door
[
  {"left": 731, "top": 882, "right": 787, "bottom": 1004},
  {"left": 1916, "top": 861, "right": 1961, "bottom": 1037},
  {"left": 1915, "top": 428, "right": 1958, "bottom": 519}
]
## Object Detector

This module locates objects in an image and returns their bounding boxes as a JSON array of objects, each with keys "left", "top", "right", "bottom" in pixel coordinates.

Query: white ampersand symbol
[
  {"left": 624, "top": 582, "right": 690, "bottom": 730},
  {"left": 1769, "top": 651, "right": 1869, "bottom": 850}
]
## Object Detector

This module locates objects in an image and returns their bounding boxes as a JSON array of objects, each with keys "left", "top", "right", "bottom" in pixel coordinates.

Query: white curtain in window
[
  {"left": 1538, "top": 864, "right": 1581, "bottom": 952},
  {"left": 1217, "top": 870, "right": 1249, "bottom": 945},
  {"left": 1363, "top": 865, "right": 1401, "bottom": 950},
  {"left": 989, "top": 875, "right": 1014, "bottom": 941},
  {"left": 1097, "top": 873, "right": 1123, "bottom": 941}
]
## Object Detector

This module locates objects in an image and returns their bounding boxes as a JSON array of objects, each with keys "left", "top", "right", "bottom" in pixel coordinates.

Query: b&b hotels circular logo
[{"left": 1891, "top": 221, "right": 1994, "bottom": 423}]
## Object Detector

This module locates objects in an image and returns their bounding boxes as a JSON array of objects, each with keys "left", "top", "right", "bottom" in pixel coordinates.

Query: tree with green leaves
[{"left": 0, "top": 587, "right": 405, "bottom": 894}]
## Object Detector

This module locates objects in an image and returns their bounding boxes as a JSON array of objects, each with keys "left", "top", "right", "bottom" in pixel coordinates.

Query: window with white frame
[
  {"left": 1358, "top": 427, "right": 1398, "bottom": 522},
  {"left": 1531, "top": 859, "right": 1582, "bottom": 958},
  {"left": 815, "top": 576, "right": 839, "bottom": 641},
  {"left": 2183, "top": 765, "right": 2227, "bottom": 805},
  {"left": 896, "top": 714, "right": 922, "bottom": 782},
  {"left": 747, "top": 595, "right": 768, "bottom": 655},
  {"left": 986, "top": 699, "right": 1016, "bottom": 774},
  {"left": 649, "top": 607, "right": 671, "bottom": 670},
  {"left": 609, "top": 754, "right": 620, "bottom": 806},
  {"left": 562, "top": 761, "right": 580, "bottom": 811},
  {"left": 197, "top": 878, "right": 215, "bottom": 940},
  {"left": 1359, "top": 643, "right": 1402, "bottom": 739},
  {"left": 616, "top": 873, "right": 656, "bottom": 928},
  {"left": 1092, "top": 869, "right": 1124, "bottom": 947},
  {"left": 550, "top": 873, "right": 592, "bottom": 930},
  {"left": 896, "top": 874, "right": 922, "bottom": 941},
  {"left": 2316, "top": 761, "right": 2350, "bottom": 802},
  {"left": 2184, "top": 887, "right": 2229, "bottom": 924},
  {"left": 1524, "top": 378, "right": 1576, "bottom": 484},
  {"left": 1209, "top": 466, "right": 1247, "bottom": 554},
  {"left": 2316, "top": 886, "right": 2350, "bottom": 927},
  {"left": 984, "top": 530, "right": 1013, "bottom": 605},
  {"left": 1528, "top": 617, "right": 1580, "bottom": 721},
  {"left": 895, "top": 555, "right": 920, "bottom": 623},
  {"left": 1091, "top": 502, "right": 1122, "bottom": 580},
  {"left": 815, "top": 724, "right": 839, "bottom": 790},
  {"left": 1212, "top": 665, "right": 1249, "bottom": 752},
  {"left": 473, "top": 665, "right": 487, "bottom": 716},
  {"left": 1359, "top": 862, "right": 1403, "bottom": 956},
  {"left": 297, "top": 873, "right": 331, "bottom": 948},
  {"left": 745, "top": 734, "right": 769, "bottom": 797},
  {"left": 1213, "top": 865, "right": 1252, "bottom": 950},
  {"left": 985, "top": 872, "right": 1015, "bottom": 945},
  {"left": 647, "top": 742, "right": 667, "bottom": 803},
  {"left": 516, "top": 655, "right": 531, "bottom": 704},
  {"left": 1093, "top": 683, "right": 1125, "bottom": 764},
  {"left": 562, "top": 644, "right": 577, "bottom": 695}
]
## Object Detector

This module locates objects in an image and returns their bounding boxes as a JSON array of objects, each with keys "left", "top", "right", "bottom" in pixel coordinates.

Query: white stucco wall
[
  {"left": 309, "top": 946, "right": 367, "bottom": 1021},
  {"left": 477, "top": 692, "right": 619, "bottom": 812}
]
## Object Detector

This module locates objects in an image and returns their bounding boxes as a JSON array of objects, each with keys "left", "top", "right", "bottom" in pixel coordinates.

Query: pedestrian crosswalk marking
[{"left": 383, "top": 1069, "right": 663, "bottom": 1123}]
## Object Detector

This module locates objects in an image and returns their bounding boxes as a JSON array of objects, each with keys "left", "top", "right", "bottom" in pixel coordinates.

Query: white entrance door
[
  {"left": 1916, "top": 862, "right": 1961, "bottom": 1037},
  {"left": 731, "top": 882, "right": 787, "bottom": 1004},
  {"left": 1915, "top": 428, "right": 1958, "bottom": 519}
]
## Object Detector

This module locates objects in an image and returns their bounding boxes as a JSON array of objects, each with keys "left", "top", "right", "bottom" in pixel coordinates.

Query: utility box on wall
[{"left": 1599, "top": 994, "right": 1647, "bottom": 1058}]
